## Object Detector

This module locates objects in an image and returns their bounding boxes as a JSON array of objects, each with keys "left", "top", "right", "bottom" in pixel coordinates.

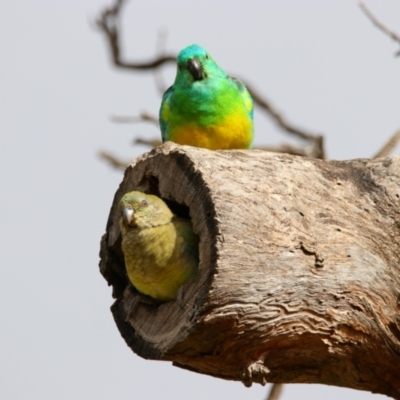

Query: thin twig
[
  {"left": 265, "top": 383, "right": 284, "bottom": 400},
  {"left": 95, "top": 0, "right": 176, "bottom": 70},
  {"left": 111, "top": 111, "right": 159, "bottom": 125},
  {"left": 255, "top": 143, "right": 320, "bottom": 158},
  {"left": 358, "top": 3, "right": 400, "bottom": 157},
  {"left": 98, "top": 150, "right": 130, "bottom": 169},
  {"left": 98, "top": 139, "right": 162, "bottom": 171},
  {"left": 245, "top": 83, "right": 318, "bottom": 142},
  {"left": 126, "top": 139, "right": 319, "bottom": 158},
  {"left": 359, "top": 1, "right": 400, "bottom": 56},
  {"left": 244, "top": 81, "right": 325, "bottom": 159},
  {"left": 373, "top": 128, "right": 400, "bottom": 158},
  {"left": 134, "top": 138, "right": 162, "bottom": 147}
]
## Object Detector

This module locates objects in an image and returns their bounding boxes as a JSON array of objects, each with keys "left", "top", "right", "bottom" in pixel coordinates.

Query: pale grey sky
[{"left": 1, "top": 1, "right": 399, "bottom": 399}]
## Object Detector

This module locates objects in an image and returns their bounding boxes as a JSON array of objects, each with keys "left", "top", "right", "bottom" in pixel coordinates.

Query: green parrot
[
  {"left": 119, "top": 191, "right": 199, "bottom": 302},
  {"left": 159, "top": 44, "right": 254, "bottom": 150}
]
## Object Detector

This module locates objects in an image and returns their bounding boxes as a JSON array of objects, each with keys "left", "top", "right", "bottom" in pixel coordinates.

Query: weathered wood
[{"left": 99, "top": 142, "right": 400, "bottom": 398}]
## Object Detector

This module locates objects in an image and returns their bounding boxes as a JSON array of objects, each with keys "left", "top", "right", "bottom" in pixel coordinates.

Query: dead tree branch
[
  {"left": 100, "top": 143, "right": 400, "bottom": 399},
  {"left": 96, "top": 4, "right": 400, "bottom": 400},
  {"left": 95, "top": 0, "right": 176, "bottom": 70},
  {"left": 244, "top": 82, "right": 325, "bottom": 158},
  {"left": 253, "top": 143, "right": 320, "bottom": 158},
  {"left": 134, "top": 138, "right": 162, "bottom": 148},
  {"left": 359, "top": 1, "right": 400, "bottom": 56},
  {"left": 98, "top": 150, "right": 130, "bottom": 170}
]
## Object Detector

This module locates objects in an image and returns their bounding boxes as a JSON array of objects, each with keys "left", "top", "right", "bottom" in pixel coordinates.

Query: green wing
[
  {"left": 159, "top": 86, "right": 174, "bottom": 142},
  {"left": 228, "top": 76, "right": 254, "bottom": 118}
]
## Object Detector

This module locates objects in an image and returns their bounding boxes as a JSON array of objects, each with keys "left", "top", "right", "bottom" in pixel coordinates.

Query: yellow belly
[{"left": 170, "top": 113, "right": 253, "bottom": 150}]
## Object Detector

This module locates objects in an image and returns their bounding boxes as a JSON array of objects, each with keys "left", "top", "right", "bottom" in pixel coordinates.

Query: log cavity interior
[{"left": 142, "top": 174, "right": 192, "bottom": 220}]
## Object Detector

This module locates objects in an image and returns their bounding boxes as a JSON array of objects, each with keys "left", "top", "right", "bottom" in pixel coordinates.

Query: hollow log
[{"left": 99, "top": 142, "right": 400, "bottom": 399}]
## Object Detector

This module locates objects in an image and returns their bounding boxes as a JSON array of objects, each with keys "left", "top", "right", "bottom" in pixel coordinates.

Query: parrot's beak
[
  {"left": 123, "top": 206, "right": 134, "bottom": 225},
  {"left": 188, "top": 58, "right": 203, "bottom": 81}
]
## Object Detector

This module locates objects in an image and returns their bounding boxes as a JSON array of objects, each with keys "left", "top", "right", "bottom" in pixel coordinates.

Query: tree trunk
[{"left": 99, "top": 142, "right": 400, "bottom": 399}]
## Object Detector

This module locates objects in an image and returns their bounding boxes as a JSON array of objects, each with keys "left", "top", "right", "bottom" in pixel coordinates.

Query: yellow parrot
[{"left": 119, "top": 191, "right": 199, "bottom": 302}]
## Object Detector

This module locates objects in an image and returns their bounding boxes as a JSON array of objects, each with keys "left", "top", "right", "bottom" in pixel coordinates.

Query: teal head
[{"left": 174, "top": 44, "right": 226, "bottom": 86}]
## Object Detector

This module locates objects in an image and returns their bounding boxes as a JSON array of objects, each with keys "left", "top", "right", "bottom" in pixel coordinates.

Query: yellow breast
[{"left": 170, "top": 112, "right": 253, "bottom": 150}]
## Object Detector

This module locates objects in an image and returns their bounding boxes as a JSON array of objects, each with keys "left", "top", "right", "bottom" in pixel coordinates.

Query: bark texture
[{"left": 99, "top": 142, "right": 400, "bottom": 398}]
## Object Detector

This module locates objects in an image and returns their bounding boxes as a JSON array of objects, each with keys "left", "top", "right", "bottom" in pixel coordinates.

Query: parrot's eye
[{"left": 141, "top": 200, "right": 148, "bottom": 207}]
